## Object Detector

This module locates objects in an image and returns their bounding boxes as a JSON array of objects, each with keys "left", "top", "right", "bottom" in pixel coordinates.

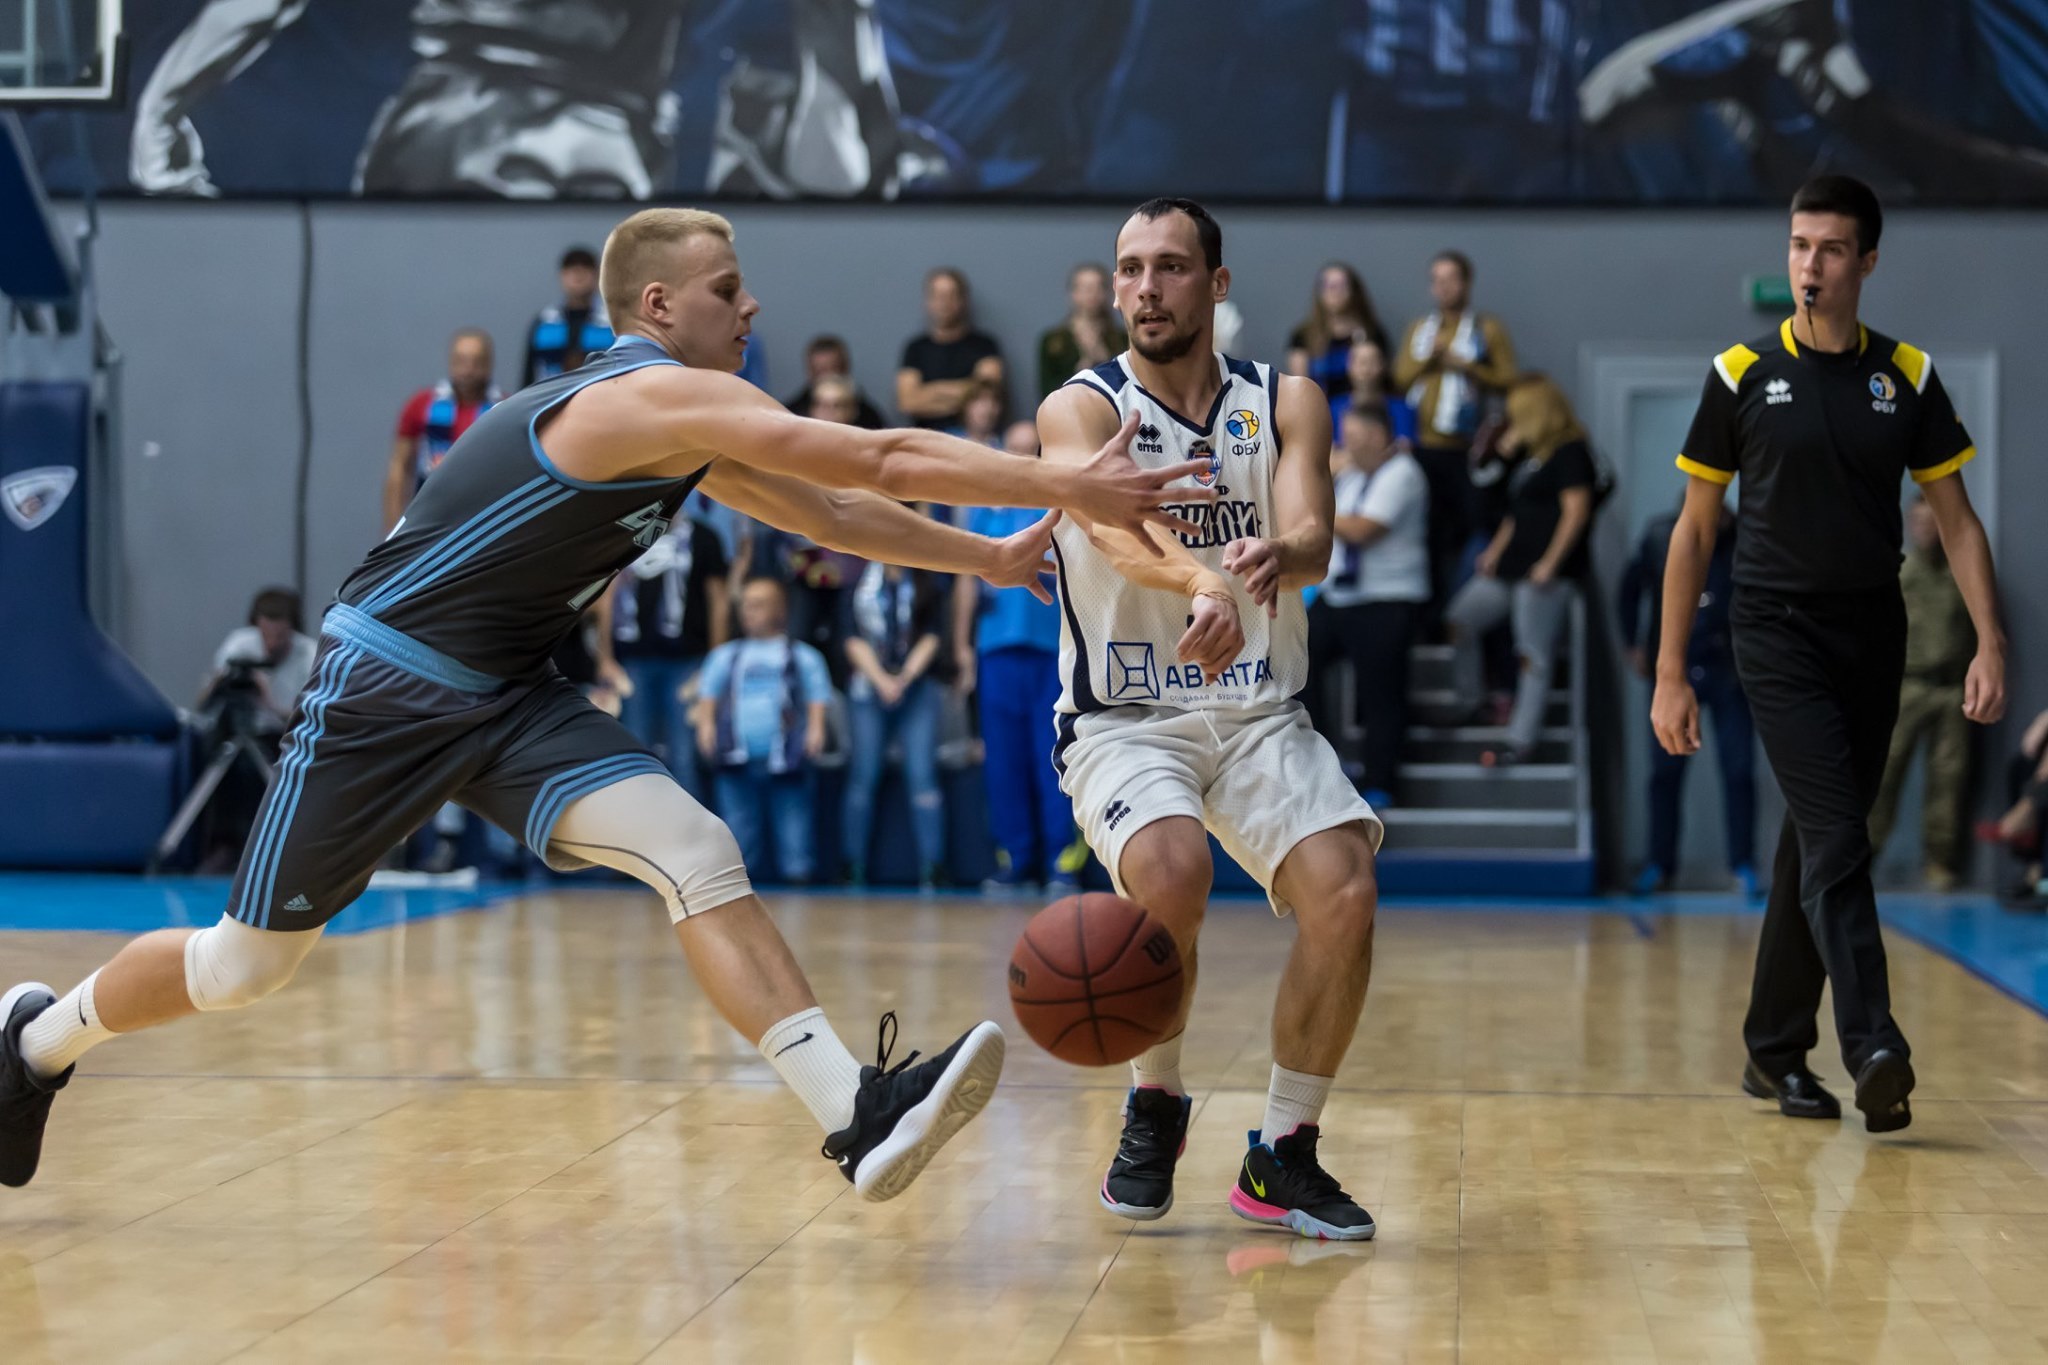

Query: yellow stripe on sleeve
[
  {"left": 1676, "top": 455, "right": 1735, "bottom": 485},
  {"left": 1910, "top": 445, "right": 1976, "bottom": 484},
  {"left": 1892, "top": 341, "right": 1932, "bottom": 393},
  {"left": 1712, "top": 344, "right": 1760, "bottom": 392}
]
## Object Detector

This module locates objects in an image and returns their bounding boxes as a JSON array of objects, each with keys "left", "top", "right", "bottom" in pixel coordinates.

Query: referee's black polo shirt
[{"left": 1677, "top": 318, "right": 1976, "bottom": 593}]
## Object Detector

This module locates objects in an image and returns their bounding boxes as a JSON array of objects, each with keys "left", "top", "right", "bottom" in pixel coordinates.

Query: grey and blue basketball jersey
[
  {"left": 339, "top": 335, "right": 707, "bottom": 682},
  {"left": 1051, "top": 353, "right": 1307, "bottom": 715}
]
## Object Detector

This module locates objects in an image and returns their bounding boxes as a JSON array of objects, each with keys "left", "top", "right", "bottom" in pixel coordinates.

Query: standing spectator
[
  {"left": 1394, "top": 251, "right": 1518, "bottom": 607},
  {"left": 1869, "top": 497, "right": 1977, "bottom": 889},
  {"left": 841, "top": 561, "right": 950, "bottom": 889},
  {"left": 385, "top": 329, "right": 500, "bottom": 533},
  {"left": 1306, "top": 403, "right": 1430, "bottom": 806},
  {"left": 1330, "top": 338, "right": 1417, "bottom": 447},
  {"left": 1037, "top": 263, "right": 1126, "bottom": 400},
  {"left": 520, "top": 245, "right": 613, "bottom": 387},
  {"left": 1445, "top": 376, "right": 1596, "bottom": 767},
  {"left": 1286, "top": 263, "right": 1390, "bottom": 401},
  {"left": 1618, "top": 497, "right": 1757, "bottom": 897},
  {"left": 785, "top": 335, "right": 888, "bottom": 428},
  {"left": 955, "top": 419, "right": 1075, "bottom": 892},
  {"left": 897, "top": 267, "right": 1006, "bottom": 429},
  {"left": 694, "top": 578, "right": 833, "bottom": 885},
  {"left": 594, "top": 512, "right": 732, "bottom": 801}
]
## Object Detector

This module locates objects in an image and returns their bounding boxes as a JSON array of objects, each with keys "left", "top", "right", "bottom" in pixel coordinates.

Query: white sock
[
  {"left": 1131, "top": 1031, "right": 1185, "bottom": 1095},
  {"left": 19, "top": 972, "right": 116, "bottom": 1079},
  {"left": 1260, "top": 1063, "right": 1332, "bottom": 1145},
  {"left": 759, "top": 1008, "right": 862, "bottom": 1134}
]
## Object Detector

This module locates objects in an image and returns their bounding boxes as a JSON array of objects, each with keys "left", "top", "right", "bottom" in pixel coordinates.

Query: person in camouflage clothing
[{"left": 1869, "top": 497, "right": 1976, "bottom": 888}]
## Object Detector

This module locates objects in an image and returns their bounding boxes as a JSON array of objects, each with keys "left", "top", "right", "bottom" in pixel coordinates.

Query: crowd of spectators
[{"left": 199, "top": 241, "right": 2036, "bottom": 904}]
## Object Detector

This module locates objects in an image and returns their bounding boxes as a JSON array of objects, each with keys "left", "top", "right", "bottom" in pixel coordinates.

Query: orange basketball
[{"left": 1008, "top": 893, "right": 1184, "bottom": 1066}]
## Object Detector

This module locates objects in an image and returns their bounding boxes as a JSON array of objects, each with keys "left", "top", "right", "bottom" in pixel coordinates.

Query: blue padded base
[{"left": 0, "top": 742, "right": 183, "bottom": 870}]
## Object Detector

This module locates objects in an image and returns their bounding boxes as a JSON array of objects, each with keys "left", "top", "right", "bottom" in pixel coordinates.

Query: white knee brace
[
  {"left": 184, "top": 914, "right": 322, "bottom": 1012},
  {"left": 547, "top": 773, "right": 754, "bottom": 922}
]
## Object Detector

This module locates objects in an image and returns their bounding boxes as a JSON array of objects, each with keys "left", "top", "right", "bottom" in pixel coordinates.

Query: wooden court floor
[{"left": 5, "top": 890, "right": 2048, "bottom": 1364}]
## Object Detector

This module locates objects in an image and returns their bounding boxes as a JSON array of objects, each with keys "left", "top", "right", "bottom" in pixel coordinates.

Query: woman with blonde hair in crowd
[
  {"left": 1443, "top": 374, "right": 1600, "bottom": 766},
  {"left": 1286, "top": 262, "right": 1389, "bottom": 401}
]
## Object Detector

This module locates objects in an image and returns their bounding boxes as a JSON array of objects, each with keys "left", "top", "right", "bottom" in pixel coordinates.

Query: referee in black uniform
[{"left": 1653, "top": 176, "right": 2008, "bottom": 1134}]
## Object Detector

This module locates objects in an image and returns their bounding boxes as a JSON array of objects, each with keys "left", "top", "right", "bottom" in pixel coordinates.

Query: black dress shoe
[
  {"left": 1853, "top": 1049, "right": 1914, "bottom": 1133},
  {"left": 1741, "top": 1060, "right": 1842, "bottom": 1120}
]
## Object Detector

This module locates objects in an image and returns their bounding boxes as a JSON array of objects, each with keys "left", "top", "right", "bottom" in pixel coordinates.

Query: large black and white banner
[{"left": 25, "top": 0, "right": 2048, "bottom": 203}]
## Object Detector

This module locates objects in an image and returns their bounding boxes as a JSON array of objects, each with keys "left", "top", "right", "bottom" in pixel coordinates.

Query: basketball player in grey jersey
[
  {"left": 1041, "top": 199, "right": 1382, "bottom": 1240},
  {"left": 0, "top": 208, "right": 1212, "bottom": 1204}
]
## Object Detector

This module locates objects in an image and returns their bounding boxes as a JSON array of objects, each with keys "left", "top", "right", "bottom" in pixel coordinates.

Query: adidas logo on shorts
[{"left": 283, "top": 894, "right": 313, "bottom": 914}]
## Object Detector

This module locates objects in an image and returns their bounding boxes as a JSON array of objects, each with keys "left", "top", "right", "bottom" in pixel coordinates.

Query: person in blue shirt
[
  {"left": 953, "top": 419, "right": 1076, "bottom": 893},
  {"left": 840, "top": 561, "right": 950, "bottom": 889},
  {"left": 694, "top": 578, "right": 835, "bottom": 885}
]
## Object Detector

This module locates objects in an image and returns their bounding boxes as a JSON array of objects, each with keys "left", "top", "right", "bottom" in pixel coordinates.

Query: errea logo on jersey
[
  {"left": 1765, "top": 378, "right": 1793, "bottom": 406},
  {"left": 1226, "top": 409, "right": 1260, "bottom": 456},
  {"left": 1135, "top": 422, "right": 1164, "bottom": 454}
]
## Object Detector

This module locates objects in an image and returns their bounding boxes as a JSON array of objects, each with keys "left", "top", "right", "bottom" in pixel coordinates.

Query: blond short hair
[{"left": 601, "top": 208, "right": 735, "bottom": 322}]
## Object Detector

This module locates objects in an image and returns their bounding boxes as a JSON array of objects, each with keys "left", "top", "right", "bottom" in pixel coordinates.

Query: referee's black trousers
[{"left": 1732, "top": 583, "right": 1910, "bottom": 1076}]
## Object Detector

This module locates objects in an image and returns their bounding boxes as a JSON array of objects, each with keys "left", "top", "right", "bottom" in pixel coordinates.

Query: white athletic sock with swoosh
[
  {"left": 1260, "top": 1063, "right": 1332, "bottom": 1145},
  {"left": 19, "top": 971, "right": 115, "bottom": 1079},
  {"left": 760, "top": 1007, "right": 862, "bottom": 1134}
]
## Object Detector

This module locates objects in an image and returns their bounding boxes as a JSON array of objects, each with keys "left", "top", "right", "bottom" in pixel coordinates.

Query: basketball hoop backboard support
[{"left": 0, "top": 0, "right": 125, "bottom": 106}]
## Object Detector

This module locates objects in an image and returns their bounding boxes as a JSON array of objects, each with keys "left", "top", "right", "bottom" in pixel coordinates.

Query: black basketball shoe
[
  {"left": 1, "top": 983, "right": 72, "bottom": 1189},
  {"left": 1100, "top": 1086, "right": 1192, "bottom": 1220},
  {"left": 822, "top": 1011, "right": 1006, "bottom": 1202},
  {"left": 1228, "top": 1125, "right": 1375, "bottom": 1242}
]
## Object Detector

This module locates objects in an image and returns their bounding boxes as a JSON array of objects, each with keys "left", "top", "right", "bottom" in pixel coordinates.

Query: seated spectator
[
  {"left": 841, "top": 561, "right": 950, "bottom": 889},
  {"left": 1445, "top": 375, "right": 1596, "bottom": 767},
  {"left": 1287, "top": 263, "right": 1390, "bottom": 400},
  {"left": 521, "top": 245, "right": 613, "bottom": 387},
  {"left": 786, "top": 335, "right": 887, "bottom": 428},
  {"left": 955, "top": 419, "right": 1076, "bottom": 893},
  {"left": 386, "top": 328, "right": 501, "bottom": 533},
  {"left": 1617, "top": 495, "right": 1756, "bottom": 897},
  {"left": 1037, "top": 263, "right": 1126, "bottom": 399},
  {"left": 806, "top": 375, "right": 864, "bottom": 427},
  {"left": 1330, "top": 338, "right": 1417, "bottom": 447},
  {"left": 694, "top": 579, "right": 833, "bottom": 885},
  {"left": 1982, "top": 708, "right": 2048, "bottom": 905},
  {"left": 595, "top": 511, "right": 732, "bottom": 801},
  {"left": 206, "top": 587, "right": 316, "bottom": 737},
  {"left": 897, "top": 267, "right": 1005, "bottom": 429},
  {"left": 1394, "top": 251, "right": 1518, "bottom": 608},
  {"left": 952, "top": 379, "right": 1005, "bottom": 450},
  {"left": 193, "top": 588, "right": 317, "bottom": 870},
  {"left": 1870, "top": 497, "right": 1977, "bottom": 891},
  {"left": 1305, "top": 404, "right": 1429, "bottom": 806}
]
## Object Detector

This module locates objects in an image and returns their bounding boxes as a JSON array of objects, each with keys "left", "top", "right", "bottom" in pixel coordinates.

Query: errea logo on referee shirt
[{"left": 1765, "top": 378, "right": 1793, "bottom": 406}]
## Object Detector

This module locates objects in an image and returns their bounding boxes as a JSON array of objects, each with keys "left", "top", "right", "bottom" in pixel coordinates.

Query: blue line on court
[
  {"left": 0, "top": 873, "right": 511, "bottom": 936},
  {"left": 2, "top": 875, "right": 2043, "bottom": 1020}
]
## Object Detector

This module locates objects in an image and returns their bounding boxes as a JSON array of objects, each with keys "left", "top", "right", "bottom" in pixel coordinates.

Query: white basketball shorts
[{"left": 1056, "top": 700, "right": 1383, "bottom": 917}]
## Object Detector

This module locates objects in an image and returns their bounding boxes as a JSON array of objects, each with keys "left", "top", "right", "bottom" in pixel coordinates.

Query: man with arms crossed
[{"left": 1040, "top": 198, "right": 1383, "bottom": 1241}]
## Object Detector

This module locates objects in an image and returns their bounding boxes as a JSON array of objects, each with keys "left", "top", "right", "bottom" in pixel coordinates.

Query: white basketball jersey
[{"left": 1052, "top": 353, "right": 1307, "bottom": 716}]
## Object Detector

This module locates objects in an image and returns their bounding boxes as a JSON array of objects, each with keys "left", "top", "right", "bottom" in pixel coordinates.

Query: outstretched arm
[
  {"left": 547, "top": 364, "right": 1210, "bottom": 544},
  {"left": 697, "top": 459, "right": 1057, "bottom": 604}
]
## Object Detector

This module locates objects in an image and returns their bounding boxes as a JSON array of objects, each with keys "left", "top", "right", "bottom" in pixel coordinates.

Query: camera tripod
[{"left": 148, "top": 722, "right": 275, "bottom": 874}]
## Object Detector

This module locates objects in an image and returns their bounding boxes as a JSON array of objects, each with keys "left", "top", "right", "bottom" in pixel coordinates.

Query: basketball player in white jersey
[{"left": 1038, "top": 198, "right": 1383, "bottom": 1241}]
